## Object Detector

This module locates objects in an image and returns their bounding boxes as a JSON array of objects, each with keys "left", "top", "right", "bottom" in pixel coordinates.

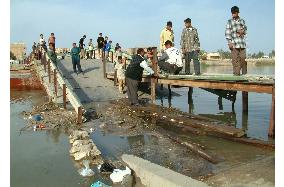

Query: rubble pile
[{"left": 69, "top": 130, "right": 103, "bottom": 164}]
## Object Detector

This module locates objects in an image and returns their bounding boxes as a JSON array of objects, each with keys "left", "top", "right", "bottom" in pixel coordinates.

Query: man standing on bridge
[
  {"left": 97, "top": 33, "right": 104, "bottom": 58},
  {"left": 71, "top": 43, "right": 83, "bottom": 74},
  {"left": 160, "top": 21, "right": 174, "bottom": 53},
  {"left": 180, "top": 18, "right": 201, "bottom": 75},
  {"left": 79, "top": 35, "right": 86, "bottom": 59},
  {"left": 125, "top": 48, "right": 154, "bottom": 106},
  {"left": 225, "top": 6, "right": 247, "bottom": 75},
  {"left": 48, "top": 33, "right": 56, "bottom": 52}
]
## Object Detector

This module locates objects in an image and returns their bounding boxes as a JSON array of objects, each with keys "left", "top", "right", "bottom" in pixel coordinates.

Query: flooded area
[
  {"left": 10, "top": 64, "right": 275, "bottom": 186},
  {"left": 156, "top": 64, "right": 275, "bottom": 141},
  {"left": 10, "top": 90, "right": 106, "bottom": 187}
]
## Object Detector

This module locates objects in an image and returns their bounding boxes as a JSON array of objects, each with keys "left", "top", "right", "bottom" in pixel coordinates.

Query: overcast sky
[{"left": 10, "top": 0, "right": 275, "bottom": 54}]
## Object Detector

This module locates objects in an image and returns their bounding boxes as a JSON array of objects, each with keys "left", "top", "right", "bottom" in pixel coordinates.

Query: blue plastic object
[
  {"left": 32, "top": 114, "right": 43, "bottom": 121},
  {"left": 90, "top": 181, "right": 111, "bottom": 187}
]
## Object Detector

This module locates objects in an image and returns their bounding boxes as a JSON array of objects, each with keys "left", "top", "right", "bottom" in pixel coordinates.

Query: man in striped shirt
[{"left": 225, "top": 6, "right": 248, "bottom": 75}]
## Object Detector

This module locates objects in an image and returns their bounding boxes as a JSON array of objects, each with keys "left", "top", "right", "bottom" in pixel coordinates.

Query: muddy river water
[{"left": 10, "top": 65, "right": 275, "bottom": 186}]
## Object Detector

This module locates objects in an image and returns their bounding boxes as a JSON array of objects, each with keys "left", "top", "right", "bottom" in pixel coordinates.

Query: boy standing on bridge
[
  {"left": 71, "top": 43, "right": 83, "bottom": 74},
  {"left": 225, "top": 6, "right": 247, "bottom": 76},
  {"left": 114, "top": 56, "right": 125, "bottom": 93},
  {"left": 180, "top": 18, "right": 201, "bottom": 75},
  {"left": 88, "top": 39, "right": 94, "bottom": 59}
]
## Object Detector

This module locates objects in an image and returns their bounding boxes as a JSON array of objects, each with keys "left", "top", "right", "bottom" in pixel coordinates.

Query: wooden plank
[
  {"left": 136, "top": 105, "right": 245, "bottom": 137},
  {"left": 106, "top": 71, "right": 273, "bottom": 93},
  {"left": 77, "top": 106, "right": 83, "bottom": 124},
  {"left": 158, "top": 79, "right": 273, "bottom": 94},
  {"left": 151, "top": 48, "right": 158, "bottom": 103},
  {"left": 269, "top": 87, "right": 275, "bottom": 137},
  {"left": 168, "top": 135, "right": 220, "bottom": 164}
]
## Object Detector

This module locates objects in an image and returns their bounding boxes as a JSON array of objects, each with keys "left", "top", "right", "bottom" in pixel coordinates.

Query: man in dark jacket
[
  {"left": 97, "top": 33, "right": 104, "bottom": 58},
  {"left": 79, "top": 35, "right": 86, "bottom": 59},
  {"left": 125, "top": 48, "right": 154, "bottom": 106}
]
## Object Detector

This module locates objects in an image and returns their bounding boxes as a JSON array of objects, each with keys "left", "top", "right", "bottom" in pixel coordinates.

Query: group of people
[
  {"left": 125, "top": 5, "right": 248, "bottom": 106},
  {"left": 77, "top": 33, "right": 116, "bottom": 60},
  {"left": 32, "top": 33, "right": 57, "bottom": 65},
  {"left": 158, "top": 6, "right": 247, "bottom": 76},
  {"left": 32, "top": 5, "right": 248, "bottom": 106},
  {"left": 70, "top": 33, "right": 120, "bottom": 74}
]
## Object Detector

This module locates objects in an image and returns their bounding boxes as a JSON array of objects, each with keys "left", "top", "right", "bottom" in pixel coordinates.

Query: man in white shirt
[{"left": 158, "top": 40, "right": 183, "bottom": 75}]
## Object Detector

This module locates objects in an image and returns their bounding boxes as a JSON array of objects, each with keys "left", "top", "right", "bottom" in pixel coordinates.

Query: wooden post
[
  {"left": 103, "top": 54, "right": 106, "bottom": 78},
  {"left": 168, "top": 84, "right": 172, "bottom": 98},
  {"left": 123, "top": 57, "right": 127, "bottom": 70},
  {"left": 151, "top": 47, "right": 158, "bottom": 103},
  {"left": 242, "top": 108, "right": 248, "bottom": 131},
  {"left": 268, "top": 87, "right": 275, "bottom": 137},
  {"left": 63, "top": 84, "right": 67, "bottom": 109},
  {"left": 218, "top": 96, "right": 223, "bottom": 110},
  {"left": 48, "top": 59, "right": 51, "bottom": 83},
  {"left": 111, "top": 51, "right": 114, "bottom": 63},
  {"left": 43, "top": 53, "right": 47, "bottom": 72},
  {"left": 242, "top": 91, "right": 248, "bottom": 131},
  {"left": 54, "top": 69, "right": 57, "bottom": 96},
  {"left": 94, "top": 49, "right": 96, "bottom": 59},
  {"left": 160, "top": 84, "right": 164, "bottom": 90},
  {"left": 77, "top": 106, "right": 83, "bottom": 124},
  {"left": 242, "top": 91, "right": 248, "bottom": 112},
  {"left": 188, "top": 87, "right": 193, "bottom": 113},
  {"left": 114, "top": 69, "right": 117, "bottom": 86}
]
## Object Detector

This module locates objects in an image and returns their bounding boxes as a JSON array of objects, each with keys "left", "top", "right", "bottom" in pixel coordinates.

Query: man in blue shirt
[
  {"left": 104, "top": 40, "right": 112, "bottom": 61},
  {"left": 71, "top": 43, "right": 83, "bottom": 74}
]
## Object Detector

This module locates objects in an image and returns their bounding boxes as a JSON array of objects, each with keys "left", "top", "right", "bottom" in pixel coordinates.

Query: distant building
[
  {"left": 262, "top": 55, "right": 269, "bottom": 59},
  {"left": 206, "top": 52, "right": 221, "bottom": 60},
  {"left": 10, "top": 42, "right": 26, "bottom": 60}
]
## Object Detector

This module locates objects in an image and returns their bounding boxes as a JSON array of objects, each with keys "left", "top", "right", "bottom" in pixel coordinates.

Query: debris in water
[
  {"left": 78, "top": 160, "right": 95, "bottom": 177},
  {"left": 90, "top": 181, "right": 111, "bottom": 187},
  {"left": 98, "top": 162, "right": 116, "bottom": 173},
  {"left": 110, "top": 166, "right": 131, "bottom": 183}
]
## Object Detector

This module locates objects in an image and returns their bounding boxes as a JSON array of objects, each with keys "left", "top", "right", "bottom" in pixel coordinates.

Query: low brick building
[{"left": 10, "top": 42, "right": 26, "bottom": 60}]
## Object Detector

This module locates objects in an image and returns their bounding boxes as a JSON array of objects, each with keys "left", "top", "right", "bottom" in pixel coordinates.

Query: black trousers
[
  {"left": 72, "top": 60, "right": 83, "bottom": 73},
  {"left": 158, "top": 60, "right": 182, "bottom": 74},
  {"left": 126, "top": 77, "right": 139, "bottom": 104}
]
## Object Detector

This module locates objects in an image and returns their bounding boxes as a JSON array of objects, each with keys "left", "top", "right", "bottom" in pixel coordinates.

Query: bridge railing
[{"left": 40, "top": 51, "right": 84, "bottom": 124}]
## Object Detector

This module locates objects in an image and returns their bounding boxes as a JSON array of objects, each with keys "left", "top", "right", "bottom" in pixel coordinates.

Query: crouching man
[
  {"left": 158, "top": 40, "right": 183, "bottom": 75},
  {"left": 125, "top": 48, "right": 154, "bottom": 106}
]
